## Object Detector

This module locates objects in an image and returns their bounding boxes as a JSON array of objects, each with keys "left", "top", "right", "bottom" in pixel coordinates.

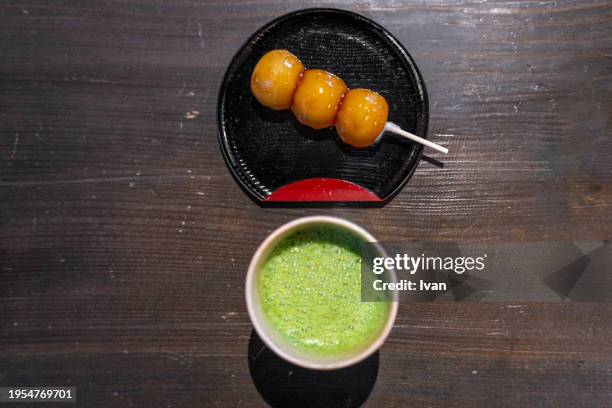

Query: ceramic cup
[{"left": 245, "top": 215, "right": 398, "bottom": 370}]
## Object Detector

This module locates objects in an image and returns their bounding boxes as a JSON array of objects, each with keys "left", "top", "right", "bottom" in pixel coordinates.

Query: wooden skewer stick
[{"left": 383, "top": 122, "right": 448, "bottom": 154}]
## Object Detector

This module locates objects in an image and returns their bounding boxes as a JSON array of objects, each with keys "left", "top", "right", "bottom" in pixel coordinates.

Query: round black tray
[{"left": 217, "top": 8, "right": 428, "bottom": 205}]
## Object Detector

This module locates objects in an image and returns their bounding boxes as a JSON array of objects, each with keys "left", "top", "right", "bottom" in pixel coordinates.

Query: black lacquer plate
[{"left": 217, "top": 8, "right": 428, "bottom": 205}]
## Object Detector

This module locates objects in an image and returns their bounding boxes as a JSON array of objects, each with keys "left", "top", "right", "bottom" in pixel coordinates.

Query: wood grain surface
[{"left": 1, "top": 1, "right": 611, "bottom": 406}]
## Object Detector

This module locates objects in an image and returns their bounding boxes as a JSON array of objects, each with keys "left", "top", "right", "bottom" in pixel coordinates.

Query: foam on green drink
[{"left": 258, "top": 226, "right": 390, "bottom": 356}]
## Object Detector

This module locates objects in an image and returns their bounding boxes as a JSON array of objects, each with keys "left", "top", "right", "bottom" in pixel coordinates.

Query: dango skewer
[{"left": 251, "top": 49, "right": 448, "bottom": 154}]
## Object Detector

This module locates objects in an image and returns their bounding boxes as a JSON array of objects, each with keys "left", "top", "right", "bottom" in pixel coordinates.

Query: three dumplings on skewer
[{"left": 250, "top": 49, "right": 448, "bottom": 154}]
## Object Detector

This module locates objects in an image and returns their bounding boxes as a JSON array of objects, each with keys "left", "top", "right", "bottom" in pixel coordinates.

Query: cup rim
[{"left": 245, "top": 215, "right": 398, "bottom": 370}]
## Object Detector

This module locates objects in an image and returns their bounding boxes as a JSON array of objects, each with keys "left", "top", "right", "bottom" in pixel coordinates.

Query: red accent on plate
[{"left": 265, "top": 178, "right": 381, "bottom": 202}]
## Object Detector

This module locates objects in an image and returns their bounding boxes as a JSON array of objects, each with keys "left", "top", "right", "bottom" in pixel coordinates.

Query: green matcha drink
[{"left": 258, "top": 226, "right": 390, "bottom": 357}]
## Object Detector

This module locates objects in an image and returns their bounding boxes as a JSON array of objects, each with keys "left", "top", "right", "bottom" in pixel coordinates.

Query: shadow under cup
[{"left": 246, "top": 216, "right": 398, "bottom": 370}]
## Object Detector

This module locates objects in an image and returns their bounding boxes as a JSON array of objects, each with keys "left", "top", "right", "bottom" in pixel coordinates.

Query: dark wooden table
[{"left": 1, "top": 1, "right": 611, "bottom": 406}]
